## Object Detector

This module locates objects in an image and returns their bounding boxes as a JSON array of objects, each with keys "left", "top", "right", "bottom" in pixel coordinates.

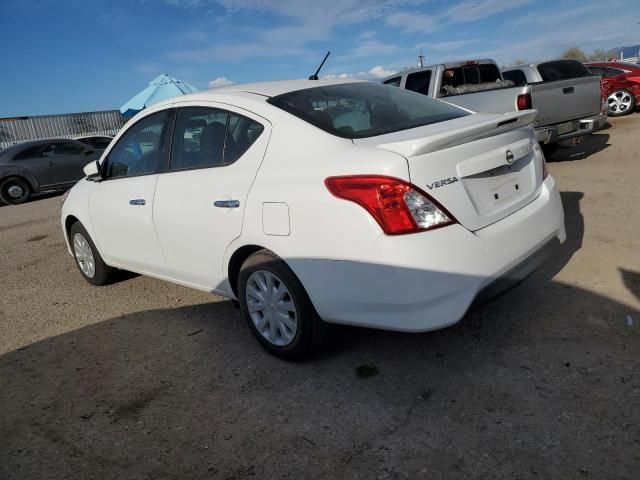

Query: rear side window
[
  {"left": 383, "top": 76, "right": 401, "bottom": 87},
  {"left": 502, "top": 69, "right": 527, "bottom": 86},
  {"left": 14, "top": 146, "right": 45, "bottom": 160},
  {"left": 604, "top": 68, "right": 625, "bottom": 78},
  {"left": 268, "top": 82, "right": 469, "bottom": 139},
  {"left": 405, "top": 70, "right": 432, "bottom": 95},
  {"left": 50, "top": 142, "right": 84, "bottom": 156},
  {"left": 170, "top": 107, "right": 263, "bottom": 171},
  {"left": 537, "top": 60, "right": 592, "bottom": 82}
]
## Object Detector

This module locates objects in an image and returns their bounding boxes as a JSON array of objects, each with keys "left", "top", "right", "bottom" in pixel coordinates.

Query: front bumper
[
  {"left": 535, "top": 113, "right": 608, "bottom": 145},
  {"left": 292, "top": 175, "right": 565, "bottom": 332}
]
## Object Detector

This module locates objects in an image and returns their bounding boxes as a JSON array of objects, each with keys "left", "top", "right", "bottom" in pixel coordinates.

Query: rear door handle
[
  {"left": 129, "top": 198, "right": 146, "bottom": 206},
  {"left": 214, "top": 199, "right": 240, "bottom": 208},
  {"left": 563, "top": 87, "right": 574, "bottom": 94}
]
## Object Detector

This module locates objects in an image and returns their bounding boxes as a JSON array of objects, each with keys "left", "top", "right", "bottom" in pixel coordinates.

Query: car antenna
[{"left": 308, "top": 51, "right": 331, "bottom": 80}]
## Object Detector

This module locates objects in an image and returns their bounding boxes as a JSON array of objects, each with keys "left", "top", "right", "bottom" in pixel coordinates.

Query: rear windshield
[
  {"left": 267, "top": 82, "right": 469, "bottom": 139},
  {"left": 537, "top": 60, "right": 592, "bottom": 82},
  {"left": 443, "top": 63, "right": 502, "bottom": 87},
  {"left": 502, "top": 69, "right": 527, "bottom": 86}
]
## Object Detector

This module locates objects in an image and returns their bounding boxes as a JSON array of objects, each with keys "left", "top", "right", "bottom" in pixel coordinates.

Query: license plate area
[
  {"left": 556, "top": 120, "right": 578, "bottom": 135},
  {"left": 461, "top": 155, "right": 535, "bottom": 217}
]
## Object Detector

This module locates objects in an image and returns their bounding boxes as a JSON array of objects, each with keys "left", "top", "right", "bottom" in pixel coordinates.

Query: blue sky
[{"left": 1, "top": 0, "right": 638, "bottom": 117}]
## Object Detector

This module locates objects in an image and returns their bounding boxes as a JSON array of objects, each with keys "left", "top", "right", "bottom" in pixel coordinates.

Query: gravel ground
[{"left": 1, "top": 116, "right": 639, "bottom": 479}]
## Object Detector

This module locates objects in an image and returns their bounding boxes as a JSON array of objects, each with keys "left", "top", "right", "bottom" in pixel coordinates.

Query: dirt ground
[{"left": 1, "top": 115, "right": 639, "bottom": 480}]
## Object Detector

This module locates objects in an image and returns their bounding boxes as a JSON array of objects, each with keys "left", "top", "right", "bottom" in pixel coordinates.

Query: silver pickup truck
[
  {"left": 383, "top": 59, "right": 533, "bottom": 115},
  {"left": 502, "top": 59, "right": 607, "bottom": 152}
]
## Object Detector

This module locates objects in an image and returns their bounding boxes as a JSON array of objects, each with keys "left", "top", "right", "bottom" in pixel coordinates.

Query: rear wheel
[
  {"left": 0, "top": 177, "right": 31, "bottom": 205},
  {"left": 69, "top": 222, "right": 114, "bottom": 286},
  {"left": 607, "top": 89, "right": 636, "bottom": 117},
  {"left": 238, "top": 249, "right": 326, "bottom": 360}
]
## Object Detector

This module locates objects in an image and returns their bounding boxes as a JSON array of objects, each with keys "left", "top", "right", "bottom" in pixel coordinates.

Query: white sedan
[{"left": 61, "top": 79, "right": 565, "bottom": 359}]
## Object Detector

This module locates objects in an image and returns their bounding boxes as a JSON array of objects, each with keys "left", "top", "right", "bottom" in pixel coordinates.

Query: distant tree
[{"left": 561, "top": 47, "right": 588, "bottom": 62}]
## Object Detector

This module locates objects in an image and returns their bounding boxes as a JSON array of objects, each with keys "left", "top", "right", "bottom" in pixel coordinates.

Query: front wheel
[
  {"left": 0, "top": 177, "right": 31, "bottom": 205},
  {"left": 69, "top": 222, "right": 114, "bottom": 286},
  {"left": 238, "top": 249, "right": 327, "bottom": 360},
  {"left": 607, "top": 89, "right": 636, "bottom": 117}
]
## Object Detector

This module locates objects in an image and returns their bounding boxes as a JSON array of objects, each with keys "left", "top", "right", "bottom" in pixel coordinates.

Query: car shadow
[
  {"left": 545, "top": 132, "right": 610, "bottom": 162},
  {"left": 3, "top": 189, "right": 638, "bottom": 479}
]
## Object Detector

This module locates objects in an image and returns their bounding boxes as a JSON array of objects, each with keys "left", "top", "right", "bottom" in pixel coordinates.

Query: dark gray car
[{"left": 0, "top": 139, "right": 100, "bottom": 205}]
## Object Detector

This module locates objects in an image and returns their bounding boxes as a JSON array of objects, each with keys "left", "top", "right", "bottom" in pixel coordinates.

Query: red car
[{"left": 586, "top": 61, "right": 640, "bottom": 116}]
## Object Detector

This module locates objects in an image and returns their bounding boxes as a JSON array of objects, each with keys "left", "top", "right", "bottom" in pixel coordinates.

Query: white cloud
[
  {"left": 368, "top": 65, "right": 398, "bottom": 78},
  {"left": 444, "top": 0, "right": 533, "bottom": 23},
  {"left": 208, "top": 76, "right": 235, "bottom": 88},
  {"left": 386, "top": 12, "right": 440, "bottom": 34}
]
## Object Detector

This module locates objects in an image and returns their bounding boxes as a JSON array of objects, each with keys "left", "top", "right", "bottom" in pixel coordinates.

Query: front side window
[
  {"left": 105, "top": 110, "right": 170, "bottom": 179},
  {"left": 588, "top": 66, "right": 603, "bottom": 77},
  {"left": 405, "top": 70, "right": 432, "bottom": 95},
  {"left": 171, "top": 107, "right": 264, "bottom": 171},
  {"left": 268, "top": 82, "right": 469, "bottom": 139}
]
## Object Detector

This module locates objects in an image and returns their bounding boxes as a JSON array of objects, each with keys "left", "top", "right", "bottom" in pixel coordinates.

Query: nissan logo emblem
[{"left": 506, "top": 150, "right": 515, "bottom": 164}]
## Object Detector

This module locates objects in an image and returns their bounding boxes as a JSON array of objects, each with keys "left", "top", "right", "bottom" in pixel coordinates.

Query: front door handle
[
  {"left": 563, "top": 87, "right": 574, "bottom": 94},
  {"left": 129, "top": 198, "right": 146, "bottom": 206},
  {"left": 213, "top": 199, "right": 240, "bottom": 208}
]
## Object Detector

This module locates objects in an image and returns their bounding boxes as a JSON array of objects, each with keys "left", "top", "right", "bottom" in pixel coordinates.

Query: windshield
[{"left": 267, "top": 82, "right": 469, "bottom": 139}]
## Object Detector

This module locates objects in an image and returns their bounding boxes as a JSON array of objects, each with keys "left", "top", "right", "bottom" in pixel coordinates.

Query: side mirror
[{"left": 83, "top": 160, "right": 103, "bottom": 181}]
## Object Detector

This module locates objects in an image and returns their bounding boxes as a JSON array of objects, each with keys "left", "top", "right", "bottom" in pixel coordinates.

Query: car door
[
  {"left": 153, "top": 104, "right": 270, "bottom": 290},
  {"left": 44, "top": 141, "right": 98, "bottom": 185},
  {"left": 89, "top": 109, "right": 173, "bottom": 275}
]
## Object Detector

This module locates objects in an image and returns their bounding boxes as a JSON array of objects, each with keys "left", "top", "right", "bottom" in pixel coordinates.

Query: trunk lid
[
  {"left": 353, "top": 111, "right": 545, "bottom": 231},
  {"left": 530, "top": 76, "right": 601, "bottom": 126}
]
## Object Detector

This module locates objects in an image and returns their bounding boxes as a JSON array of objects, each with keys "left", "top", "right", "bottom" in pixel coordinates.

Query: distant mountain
[{"left": 613, "top": 45, "right": 640, "bottom": 59}]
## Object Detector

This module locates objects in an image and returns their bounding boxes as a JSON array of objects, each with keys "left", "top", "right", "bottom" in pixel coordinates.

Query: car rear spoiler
[{"left": 355, "top": 110, "right": 537, "bottom": 157}]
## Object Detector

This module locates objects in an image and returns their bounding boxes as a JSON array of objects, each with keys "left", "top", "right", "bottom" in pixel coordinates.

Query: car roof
[
  {"left": 184, "top": 78, "right": 367, "bottom": 102},
  {"left": 586, "top": 61, "right": 640, "bottom": 69}
]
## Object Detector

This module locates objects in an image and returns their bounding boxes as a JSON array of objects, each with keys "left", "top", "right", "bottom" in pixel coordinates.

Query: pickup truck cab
[
  {"left": 383, "top": 59, "right": 533, "bottom": 115},
  {"left": 501, "top": 59, "right": 607, "bottom": 149}
]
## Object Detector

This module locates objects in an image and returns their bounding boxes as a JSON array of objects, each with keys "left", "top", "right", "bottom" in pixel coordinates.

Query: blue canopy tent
[{"left": 120, "top": 74, "right": 198, "bottom": 118}]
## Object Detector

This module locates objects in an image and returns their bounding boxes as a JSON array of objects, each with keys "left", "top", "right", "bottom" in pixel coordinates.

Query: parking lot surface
[{"left": 1, "top": 116, "right": 639, "bottom": 479}]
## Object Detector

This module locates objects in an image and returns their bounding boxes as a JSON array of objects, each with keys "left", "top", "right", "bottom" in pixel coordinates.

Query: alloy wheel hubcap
[
  {"left": 7, "top": 185, "right": 24, "bottom": 199},
  {"left": 245, "top": 270, "right": 298, "bottom": 346},
  {"left": 608, "top": 91, "right": 632, "bottom": 113},
  {"left": 73, "top": 233, "right": 96, "bottom": 278}
]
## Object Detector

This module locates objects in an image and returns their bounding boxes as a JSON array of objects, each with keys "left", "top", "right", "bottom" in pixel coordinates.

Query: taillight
[
  {"left": 325, "top": 175, "right": 456, "bottom": 235},
  {"left": 517, "top": 93, "right": 532, "bottom": 111}
]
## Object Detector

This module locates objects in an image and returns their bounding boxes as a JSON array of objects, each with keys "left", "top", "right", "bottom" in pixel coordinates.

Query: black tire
[
  {"left": 540, "top": 142, "right": 559, "bottom": 158},
  {"left": 607, "top": 89, "right": 636, "bottom": 117},
  {"left": 69, "top": 221, "right": 114, "bottom": 286},
  {"left": 0, "top": 177, "right": 32, "bottom": 205},
  {"left": 238, "top": 249, "right": 327, "bottom": 360}
]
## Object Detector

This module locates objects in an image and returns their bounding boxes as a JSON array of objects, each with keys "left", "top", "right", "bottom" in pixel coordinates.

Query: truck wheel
[
  {"left": 0, "top": 177, "right": 31, "bottom": 205},
  {"left": 607, "top": 90, "right": 636, "bottom": 117}
]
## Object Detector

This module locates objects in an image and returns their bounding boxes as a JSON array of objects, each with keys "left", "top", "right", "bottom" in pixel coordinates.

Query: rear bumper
[
  {"left": 292, "top": 175, "right": 566, "bottom": 332},
  {"left": 535, "top": 113, "right": 608, "bottom": 144}
]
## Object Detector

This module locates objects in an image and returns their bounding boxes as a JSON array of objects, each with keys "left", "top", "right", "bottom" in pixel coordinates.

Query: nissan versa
[{"left": 61, "top": 79, "right": 566, "bottom": 359}]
